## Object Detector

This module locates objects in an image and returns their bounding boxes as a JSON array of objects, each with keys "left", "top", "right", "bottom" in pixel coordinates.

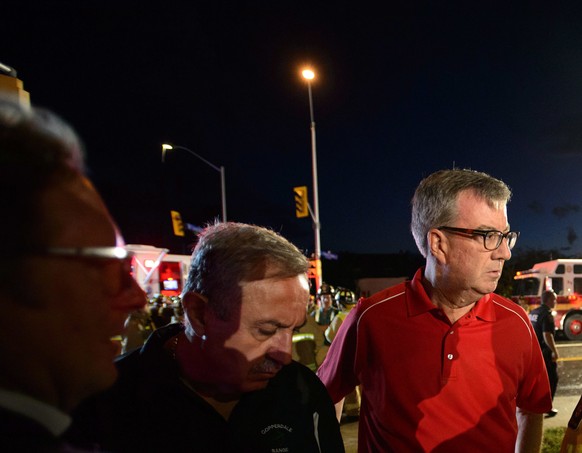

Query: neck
[
  {"left": 437, "top": 301, "right": 475, "bottom": 323},
  {"left": 197, "top": 390, "right": 239, "bottom": 420},
  {"left": 166, "top": 333, "right": 241, "bottom": 414},
  {"left": 421, "top": 275, "right": 476, "bottom": 324}
]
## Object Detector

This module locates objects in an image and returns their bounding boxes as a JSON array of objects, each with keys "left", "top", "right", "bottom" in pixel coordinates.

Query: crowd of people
[
  {"left": 120, "top": 294, "right": 183, "bottom": 354},
  {"left": 291, "top": 283, "right": 362, "bottom": 422},
  {"left": 0, "top": 93, "right": 570, "bottom": 452}
]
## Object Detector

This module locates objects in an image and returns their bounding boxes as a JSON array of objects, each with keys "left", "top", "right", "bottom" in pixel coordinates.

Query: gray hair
[
  {"left": 0, "top": 98, "right": 86, "bottom": 290},
  {"left": 183, "top": 222, "right": 309, "bottom": 320},
  {"left": 411, "top": 168, "right": 512, "bottom": 257}
]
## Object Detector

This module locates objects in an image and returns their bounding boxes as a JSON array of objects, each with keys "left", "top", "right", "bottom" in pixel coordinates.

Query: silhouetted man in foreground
[{"left": 0, "top": 99, "right": 145, "bottom": 451}]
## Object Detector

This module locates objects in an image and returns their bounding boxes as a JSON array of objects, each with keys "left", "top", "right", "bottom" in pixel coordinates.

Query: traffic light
[
  {"left": 307, "top": 259, "right": 318, "bottom": 279},
  {"left": 307, "top": 259, "right": 322, "bottom": 293},
  {"left": 170, "top": 210, "right": 185, "bottom": 237},
  {"left": 293, "top": 186, "right": 309, "bottom": 218}
]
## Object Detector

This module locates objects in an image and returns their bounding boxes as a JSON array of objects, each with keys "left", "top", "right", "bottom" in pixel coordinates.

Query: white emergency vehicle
[
  {"left": 512, "top": 259, "right": 582, "bottom": 340},
  {"left": 126, "top": 244, "right": 191, "bottom": 298}
]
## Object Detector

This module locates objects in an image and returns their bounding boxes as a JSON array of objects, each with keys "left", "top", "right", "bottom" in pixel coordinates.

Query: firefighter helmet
[
  {"left": 317, "top": 281, "right": 334, "bottom": 297},
  {"left": 335, "top": 287, "right": 356, "bottom": 309}
]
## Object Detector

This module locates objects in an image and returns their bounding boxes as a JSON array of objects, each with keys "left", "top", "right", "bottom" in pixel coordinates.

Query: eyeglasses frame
[
  {"left": 9, "top": 246, "right": 136, "bottom": 295},
  {"left": 22, "top": 246, "right": 133, "bottom": 260},
  {"left": 437, "top": 226, "right": 520, "bottom": 251}
]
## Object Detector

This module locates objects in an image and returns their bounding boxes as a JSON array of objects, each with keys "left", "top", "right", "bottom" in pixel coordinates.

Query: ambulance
[
  {"left": 126, "top": 244, "right": 191, "bottom": 298},
  {"left": 512, "top": 259, "right": 582, "bottom": 340}
]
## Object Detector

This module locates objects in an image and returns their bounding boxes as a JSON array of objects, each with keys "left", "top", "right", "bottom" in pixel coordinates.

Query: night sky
[{"left": 5, "top": 3, "right": 582, "bottom": 258}]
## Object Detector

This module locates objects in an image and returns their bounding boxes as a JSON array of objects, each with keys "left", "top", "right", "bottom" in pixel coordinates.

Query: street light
[
  {"left": 301, "top": 67, "right": 322, "bottom": 290},
  {"left": 161, "top": 143, "right": 227, "bottom": 222}
]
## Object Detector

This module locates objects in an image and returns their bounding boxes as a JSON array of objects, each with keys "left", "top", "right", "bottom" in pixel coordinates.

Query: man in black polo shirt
[
  {"left": 529, "top": 289, "right": 560, "bottom": 418},
  {"left": 67, "top": 222, "right": 344, "bottom": 452}
]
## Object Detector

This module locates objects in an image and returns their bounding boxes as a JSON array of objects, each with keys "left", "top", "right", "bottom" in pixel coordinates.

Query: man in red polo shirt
[{"left": 318, "top": 168, "right": 552, "bottom": 452}]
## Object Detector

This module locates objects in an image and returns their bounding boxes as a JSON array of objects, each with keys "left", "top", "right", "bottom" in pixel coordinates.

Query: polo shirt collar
[
  {"left": 407, "top": 268, "right": 436, "bottom": 317},
  {"left": 472, "top": 293, "right": 495, "bottom": 322},
  {"left": 0, "top": 388, "right": 71, "bottom": 437}
]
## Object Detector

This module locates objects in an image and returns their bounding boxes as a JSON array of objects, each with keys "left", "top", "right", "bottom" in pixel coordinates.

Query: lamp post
[
  {"left": 161, "top": 144, "right": 227, "bottom": 222},
  {"left": 301, "top": 68, "right": 322, "bottom": 290}
]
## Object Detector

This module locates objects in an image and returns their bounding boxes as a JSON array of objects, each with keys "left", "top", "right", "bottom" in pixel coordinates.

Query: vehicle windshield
[{"left": 513, "top": 277, "right": 540, "bottom": 297}]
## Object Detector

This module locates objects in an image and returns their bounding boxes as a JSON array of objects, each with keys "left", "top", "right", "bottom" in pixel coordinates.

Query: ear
[
  {"left": 182, "top": 292, "right": 208, "bottom": 336},
  {"left": 427, "top": 228, "right": 448, "bottom": 263}
]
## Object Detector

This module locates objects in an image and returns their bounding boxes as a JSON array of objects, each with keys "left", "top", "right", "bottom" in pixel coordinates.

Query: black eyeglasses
[
  {"left": 18, "top": 246, "right": 136, "bottom": 296},
  {"left": 437, "top": 227, "right": 520, "bottom": 251}
]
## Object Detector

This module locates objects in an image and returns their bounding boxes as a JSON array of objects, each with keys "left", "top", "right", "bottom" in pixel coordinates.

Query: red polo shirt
[{"left": 317, "top": 268, "right": 552, "bottom": 452}]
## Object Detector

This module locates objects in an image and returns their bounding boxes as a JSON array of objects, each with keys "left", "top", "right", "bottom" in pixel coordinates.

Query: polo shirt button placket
[{"left": 442, "top": 328, "right": 457, "bottom": 381}]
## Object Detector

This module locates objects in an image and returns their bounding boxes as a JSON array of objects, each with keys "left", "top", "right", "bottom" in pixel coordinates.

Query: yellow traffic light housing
[
  {"left": 0, "top": 72, "right": 30, "bottom": 108},
  {"left": 170, "top": 210, "right": 185, "bottom": 237},
  {"left": 293, "top": 186, "right": 309, "bottom": 218}
]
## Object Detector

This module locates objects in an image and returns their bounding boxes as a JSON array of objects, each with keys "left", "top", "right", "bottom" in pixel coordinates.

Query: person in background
[
  {"left": 121, "top": 307, "right": 155, "bottom": 354},
  {"left": 325, "top": 288, "right": 361, "bottom": 422},
  {"left": 67, "top": 222, "right": 344, "bottom": 452},
  {"left": 292, "top": 303, "right": 328, "bottom": 371},
  {"left": 318, "top": 168, "right": 552, "bottom": 452},
  {"left": 560, "top": 393, "right": 582, "bottom": 452},
  {"left": 324, "top": 287, "right": 357, "bottom": 345},
  {"left": 0, "top": 98, "right": 146, "bottom": 451},
  {"left": 313, "top": 282, "right": 337, "bottom": 329},
  {"left": 530, "top": 289, "right": 560, "bottom": 418}
]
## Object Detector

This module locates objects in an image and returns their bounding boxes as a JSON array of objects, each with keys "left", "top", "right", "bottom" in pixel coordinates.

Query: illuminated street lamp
[
  {"left": 301, "top": 67, "right": 322, "bottom": 290},
  {"left": 161, "top": 143, "right": 227, "bottom": 222}
]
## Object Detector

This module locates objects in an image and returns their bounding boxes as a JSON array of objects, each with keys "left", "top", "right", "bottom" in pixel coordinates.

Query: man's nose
[
  {"left": 493, "top": 237, "right": 512, "bottom": 261},
  {"left": 268, "top": 331, "right": 293, "bottom": 366},
  {"left": 111, "top": 277, "right": 146, "bottom": 312}
]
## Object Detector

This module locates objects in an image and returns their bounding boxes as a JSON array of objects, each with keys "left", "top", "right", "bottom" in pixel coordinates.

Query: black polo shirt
[{"left": 67, "top": 324, "right": 344, "bottom": 453}]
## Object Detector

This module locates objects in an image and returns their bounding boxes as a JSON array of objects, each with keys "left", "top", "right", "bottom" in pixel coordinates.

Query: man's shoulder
[
  {"left": 275, "top": 361, "right": 325, "bottom": 385},
  {"left": 69, "top": 328, "right": 179, "bottom": 425},
  {"left": 269, "top": 362, "right": 329, "bottom": 399},
  {"left": 114, "top": 344, "right": 147, "bottom": 376},
  {"left": 115, "top": 323, "right": 181, "bottom": 376},
  {"left": 67, "top": 340, "right": 185, "bottom": 450},
  {"left": 489, "top": 293, "right": 528, "bottom": 314},
  {"left": 488, "top": 293, "right": 538, "bottom": 331},
  {"left": 357, "top": 280, "right": 408, "bottom": 311},
  {"left": 528, "top": 305, "right": 546, "bottom": 323}
]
